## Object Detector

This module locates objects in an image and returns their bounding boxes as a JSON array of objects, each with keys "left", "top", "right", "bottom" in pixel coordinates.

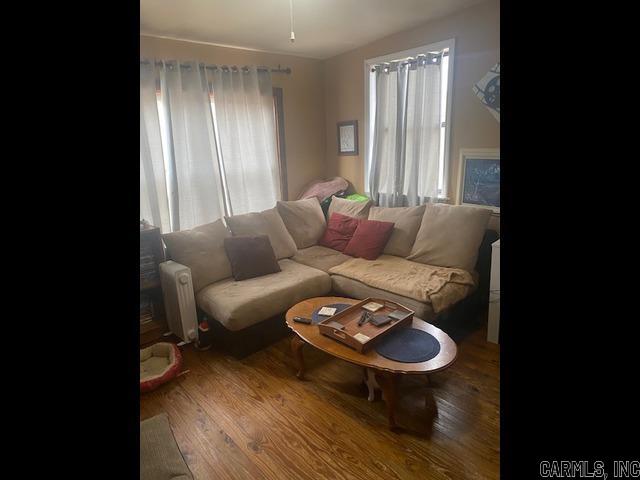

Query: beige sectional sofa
[{"left": 162, "top": 196, "right": 498, "bottom": 357}]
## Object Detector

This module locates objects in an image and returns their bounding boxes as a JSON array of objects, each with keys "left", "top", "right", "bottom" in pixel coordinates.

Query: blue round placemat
[
  {"left": 375, "top": 328, "right": 441, "bottom": 363},
  {"left": 311, "top": 303, "right": 352, "bottom": 324}
]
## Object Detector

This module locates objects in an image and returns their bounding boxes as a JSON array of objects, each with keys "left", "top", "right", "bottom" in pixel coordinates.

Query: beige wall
[
  {"left": 141, "top": 0, "right": 499, "bottom": 231},
  {"left": 322, "top": 0, "right": 500, "bottom": 202},
  {"left": 140, "top": 36, "right": 326, "bottom": 200}
]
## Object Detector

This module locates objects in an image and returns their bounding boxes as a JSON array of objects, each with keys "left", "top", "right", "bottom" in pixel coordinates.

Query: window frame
[{"left": 364, "top": 38, "right": 456, "bottom": 201}]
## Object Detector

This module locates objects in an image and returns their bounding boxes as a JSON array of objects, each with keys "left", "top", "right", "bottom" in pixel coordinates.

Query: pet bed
[{"left": 140, "top": 342, "right": 183, "bottom": 393}]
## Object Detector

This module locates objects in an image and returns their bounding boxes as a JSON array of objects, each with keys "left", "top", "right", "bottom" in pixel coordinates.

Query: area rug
[{"left": 140, "top": 413, "right": 193, "bottom": 480}]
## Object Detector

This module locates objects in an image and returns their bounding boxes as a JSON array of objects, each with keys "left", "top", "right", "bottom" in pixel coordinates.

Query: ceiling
[{"left": 140, "top": 0, "right": 482, "bottom": 60}]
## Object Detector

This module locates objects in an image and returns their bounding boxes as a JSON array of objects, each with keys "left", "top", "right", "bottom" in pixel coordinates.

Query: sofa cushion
[
  {"left": 331, "top": 275, "right": 435, "bottom": 322},
  {"left": 162, "top": 219, "right": 232, "bottom": 293},
  {"left": 368, "top": 205, "right": 426, "bottom": 257},
  {"left": 329, "top": 255, "right": 476, "bottom": 314},
  {"left": 318, "top": 212, "right": 360, "bottom": 252},
  {"left": 408, "top": 204, "right": 491, "bottom": 271},
  {"left": 276, "top": 197, "right": 326, "bottom": 249},
  {"left": 343, "top": 219, "right": 395, "bottom": 260},
  {"left": 327, "top": 196, "right": 372, "bottom": 220},
  {"left": 196, "top": 259, "right": 331, "bottom": 331},
  {"left": 292, "top": 245, "right": 352, "bottom": 272},
  {"left": 225, "top": 207, "right": 298, "bottom": 260},
  {"left": 224, "top": 235, "right": 281, "bottom": 281}
]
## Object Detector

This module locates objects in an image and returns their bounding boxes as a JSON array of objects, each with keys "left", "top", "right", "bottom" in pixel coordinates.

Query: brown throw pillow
[{"left": 223, "top": 235, "right": 281, "bottom": 281}]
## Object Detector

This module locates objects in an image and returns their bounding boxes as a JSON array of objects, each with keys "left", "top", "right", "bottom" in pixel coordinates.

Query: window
[
  {"left": 365, "top": 39, "right": 455, "bottom": 203},
  {"left": 154, "top": 84, "right": 287, "bottom": 223}
]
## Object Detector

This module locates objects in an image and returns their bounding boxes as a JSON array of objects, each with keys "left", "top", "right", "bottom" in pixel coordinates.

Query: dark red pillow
[
  {"left": 318, "top": 212, "right": 360, "bottom": 252},
  {"left": 343, "top": 219, "right": 395, "bottom": 260}
]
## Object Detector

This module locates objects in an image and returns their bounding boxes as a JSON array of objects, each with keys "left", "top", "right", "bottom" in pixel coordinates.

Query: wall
[
  {"left": 141, "top": 0, "right": 500, "bottom": 232},
  {"left": 322, "top": 0, "right": 500, "bottom": 203},
  {"left": 140, "top": 35, "right": 326, "bottom": 200}
]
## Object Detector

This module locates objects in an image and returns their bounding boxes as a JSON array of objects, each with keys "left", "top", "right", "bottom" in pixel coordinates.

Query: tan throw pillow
[
  {"left": 407, "top": 204, "right": 491, "bottom": 271},
  {"left": 276, "top": 197, "right": 326, "bottom": 249},
  {"left": 327, "top": 196, "right": 372, "bottom": 220},
  {"left": 162, "top": 219, "right": 232, "bottom": 293},
  {"left": 225, "top": 207, "right": 298, "bottom": 260},
  {"left": 368, "top": 205, "right": 425, "bottom": 257}
]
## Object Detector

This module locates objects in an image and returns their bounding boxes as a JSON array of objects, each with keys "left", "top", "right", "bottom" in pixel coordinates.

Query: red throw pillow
[
  {"left": 343, "top": 219, "right": 395, "bottom": 260},
  {"left": 318, "top": 212, "right": 360, "bottom": 252}
]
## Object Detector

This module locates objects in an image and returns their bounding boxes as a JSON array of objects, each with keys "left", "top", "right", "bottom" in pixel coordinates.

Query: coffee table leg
[
  {"left": 290, "top": 335, "right": 305, "bottom": 379},
  {"left": 375, "top": 371, "right": 398, "bottom": 429}
]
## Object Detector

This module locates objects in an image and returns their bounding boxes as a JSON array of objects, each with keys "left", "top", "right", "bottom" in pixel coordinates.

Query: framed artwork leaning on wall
[{"left": 457, "top": 148, "right": 500, "bottom": 213}]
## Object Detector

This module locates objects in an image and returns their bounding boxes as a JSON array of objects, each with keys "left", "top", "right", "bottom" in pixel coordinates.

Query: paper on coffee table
[
  {"left": 354, "top": 333, "right": 370, "bottom": 344},
  {"left": 318, "top": 306, "right": 337, "bottom": 316},
  {"left": 362, "top": 302, "right": 383, "bottom": 312}
]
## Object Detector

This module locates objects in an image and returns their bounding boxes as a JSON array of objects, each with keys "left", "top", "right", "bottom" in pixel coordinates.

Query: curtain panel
[
  {"left": 210, "top": 67, "right": 280, "bottom": 216},
  {"left": 140, "top": 61, "right": 281, "bottom": 232},
  {"left": 160, "top": 61, "right": 226, "bottom": 231},
  {"left": 140, "top": 62, "right": 171, "bottom": 233},
  {"left": 368, "top": 56, "right": 442, "bottom": 207}
]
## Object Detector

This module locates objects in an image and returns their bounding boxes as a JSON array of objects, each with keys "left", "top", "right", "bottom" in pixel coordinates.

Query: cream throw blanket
[{"left": 329, "top": 255, "right": 476, "bottom": 313}]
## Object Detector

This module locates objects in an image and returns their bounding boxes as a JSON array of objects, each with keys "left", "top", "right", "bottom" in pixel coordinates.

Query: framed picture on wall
[
  {"left": 457, "top": 148, "right": 500, "bottom": 213},
  {"left": 337, "top": 120, "right": 358, "bottom": 156}
]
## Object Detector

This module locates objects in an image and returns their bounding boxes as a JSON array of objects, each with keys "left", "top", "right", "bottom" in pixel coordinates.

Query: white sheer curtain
[
  {"left": 161, "top": 61, "right": 226, "bottom": 230},
  {"left": 140, "top": 60, "right": 281, "bottom": 231},
  {"left": 368, "top": 54, "right": 442, "bottom": 207},
  {"left": 140, "top": 62, "right": 171, "bottom": 232},
  {"left": 405, "top": 56, "right": 442, "bottom": 204},
  {"left": 210, "top": 67, "right": 280, "bottom": 215}
]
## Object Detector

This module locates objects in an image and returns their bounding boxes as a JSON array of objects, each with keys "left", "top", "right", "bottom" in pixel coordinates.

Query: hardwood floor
[{"left": 140, "top": 320, "right": 500, "bottom": 480}]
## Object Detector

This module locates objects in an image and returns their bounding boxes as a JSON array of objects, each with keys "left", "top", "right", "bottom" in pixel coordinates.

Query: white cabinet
[{"left": 487, "top": 239, "right": 500, "bottom": 343}]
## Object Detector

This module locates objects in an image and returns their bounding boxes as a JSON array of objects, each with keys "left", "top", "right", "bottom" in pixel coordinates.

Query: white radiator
[{"left": 159, "top": 260, "right": 199, "bottom": 344}]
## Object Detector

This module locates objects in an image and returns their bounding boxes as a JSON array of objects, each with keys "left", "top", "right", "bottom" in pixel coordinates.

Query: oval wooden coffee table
[{"left": 286, "top": 296, "right": 457, "bottom": 429}]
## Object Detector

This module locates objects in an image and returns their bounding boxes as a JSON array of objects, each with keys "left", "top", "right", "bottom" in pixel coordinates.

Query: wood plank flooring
[{"left": 140, "top": 320, "right": 500, "bottom": 479}]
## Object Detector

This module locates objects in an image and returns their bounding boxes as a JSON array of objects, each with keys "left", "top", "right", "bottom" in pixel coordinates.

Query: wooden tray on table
[{"left": 317, "top": 297, "right": 413, "bottom": 353}]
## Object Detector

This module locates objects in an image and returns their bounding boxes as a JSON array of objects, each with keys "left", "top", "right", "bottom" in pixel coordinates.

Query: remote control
[{"left": 293, "top": 316, "right": 312, "bottom": 324}]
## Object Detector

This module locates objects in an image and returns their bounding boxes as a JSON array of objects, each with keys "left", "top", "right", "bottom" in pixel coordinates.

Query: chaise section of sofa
[
  {"left": 196, "top": 259, "right": 331, "bottom": 332},
  {"left": 162, "top": 205, "right": 337, "bottom": 358}
]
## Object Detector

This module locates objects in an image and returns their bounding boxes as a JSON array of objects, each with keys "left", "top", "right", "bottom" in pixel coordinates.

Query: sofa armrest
[{"left": 159, "top": 260, "right": 199, "bottom": 343}]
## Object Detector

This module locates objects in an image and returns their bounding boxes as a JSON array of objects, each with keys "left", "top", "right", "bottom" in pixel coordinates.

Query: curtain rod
[
  {"left": 140, "top": 60, "right": 291, "bottom": 74},
  {"left": 370, "top": 51, "right": 449, "bottom": 71}
]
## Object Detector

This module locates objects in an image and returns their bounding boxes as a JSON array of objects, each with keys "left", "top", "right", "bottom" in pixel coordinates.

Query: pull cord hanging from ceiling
[{"left": 289, "top": 0, "right": 295, "bottom": 42}]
